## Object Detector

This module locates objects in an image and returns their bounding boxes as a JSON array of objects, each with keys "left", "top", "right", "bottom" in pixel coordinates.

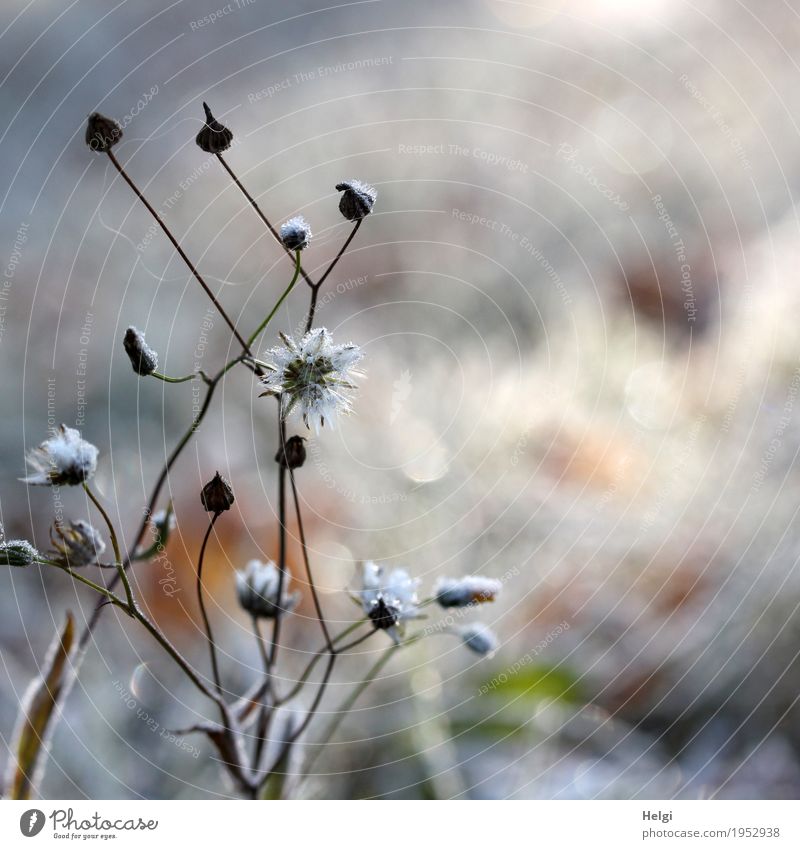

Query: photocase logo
[
  {"left": 20, "top": 809, "right": 46, "bottom": 837},
  {"left": 390, "top": 369, "right": 412, "bottom": 424}
]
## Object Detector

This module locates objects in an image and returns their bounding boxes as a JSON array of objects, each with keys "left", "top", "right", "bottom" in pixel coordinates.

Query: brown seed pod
[{"left": 195, "top": 102, "right": 233, "bottom": 154}]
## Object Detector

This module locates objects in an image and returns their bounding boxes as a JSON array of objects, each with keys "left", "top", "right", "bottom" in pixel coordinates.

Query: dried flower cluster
[{"left": 2, "top": 97, "right": 504, "bottom": 801}]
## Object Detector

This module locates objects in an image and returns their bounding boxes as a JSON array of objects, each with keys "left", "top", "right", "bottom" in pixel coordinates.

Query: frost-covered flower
[
  {"left": 353, "top": 561, "right": 419, "bottom": 644},
  {"left": 123, "top": 326, "right": 158, "bottom": 376},
  {"left": 22, "top": 425, "right": 98, "bottom": 486},
  {"left": 435, "top": 575, "right": 502, "bottom": 608},
  {"left": 0, "top": 539, "right": 39, "bottom": 567},
  {"left": 260, "top": 328, "right": 364, "bottom": 431},
  {"left": 279, "top": 215, "right": 312, "bottom": 250},
  {"left": 236, "top": 559, "right": 299, "bottom": 619},
  {"left": 458, "top": 623, "right": 498, "bottom": 656},
  {"left": 335, "top": 180, "right": 377, "bottom": 220},
  {"left": 50, "top": 520, "right": 106, "bottom": 568}
]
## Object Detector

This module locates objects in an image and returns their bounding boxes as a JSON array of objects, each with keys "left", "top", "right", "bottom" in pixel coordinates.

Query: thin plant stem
[
  {"left": 334, "top": 629, "right": 378, "bottom": 654},
  {"left": 215, "top": 153, "right": 317, "bottom": 290},
  {"left": 304, "top": 220, "right": 362, "bottom": 333},
  {"left": 251, "top": 617, "right": 274, "bottom": 772},
  {"left": 48, "top": 562, "right": 127, "bottom": 607},
  {"left": 197, "top": 512, "right": 223, "bottom": 697},
  {"left": 49, "top": 561, "right": 226, "bottom": 710},
  {"left": 260, "top": 652, "right": 336, "bottom": 789},
  {"left": 301, "top": 642, "right": 403, "bottom": 779},
  {"left": 268, "top": 417, "right": 289, "bottom": 672},
  {"left": 240, "top": 618, "right": 366, "bottom": 716},
  {"left": 83, "top": 482, "right": 135, "bottom": 613},
  {"left": 151, "top": 371, "right": 197, "bottom": 384},
  {"left": 106, "top": 149, "right": 253, "bottom": 356},
  {"left": 246, "top": 250, "right": 302, "bottom": 348},
  {"left": 287, "top": 466, "right": 333, "bottom": 651}
]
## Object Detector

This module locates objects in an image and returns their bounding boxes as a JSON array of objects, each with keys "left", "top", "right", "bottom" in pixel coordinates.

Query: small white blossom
[
  {"left": 435, "top": 575, "right": 502, "bottom": 608},
  {"left": 279, "top": 215, "right": 312, "bottom": 250},
  {"left": 22, "top": 425, "right": 98, "bottom": 486},
  {"left": 260, "top": 328, "right": 364, "bottom": 432},
  {"left": 353, "top": 561, "right": 419, "bottom": 644},
  {"left": 50, "top": 520, "right": 106, "bottom": 568},
  {"left": 236, "top": 559, "right": 299, "bottom": 619},
  {"left": 458, "top": 623, "right": 498, "bottom": 656}
]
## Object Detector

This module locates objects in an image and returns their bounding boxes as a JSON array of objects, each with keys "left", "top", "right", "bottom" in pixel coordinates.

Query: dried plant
[{"left": 2, "top": 103, "right": 500, "bottom": 799}]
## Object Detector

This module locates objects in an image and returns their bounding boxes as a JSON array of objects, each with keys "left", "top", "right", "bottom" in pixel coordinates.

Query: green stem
[
  {"left": 275, "top": 620, "right": 367, "bottom": 707},
  {"left": 48, "top": 562, "right": 127, "bottom": 607},
  {"left": 151, "top": 371, "right": 198, "bottom": 384},
  {"left": 300, "top": 633, "right": 425, "bottom": 780},
  {"left": 246, "top": 251, "right": 302, "bottom": 348},
  {"left": 83, "top": 482, "right": 135, "bottom": 613}
]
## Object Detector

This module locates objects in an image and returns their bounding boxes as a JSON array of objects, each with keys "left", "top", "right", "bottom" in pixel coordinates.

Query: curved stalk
[
  {"left": 197, "top": 512, "right": 223, "bottom": 697},
  {"left": 83, "top": 482, "right": 135, "bottom": 613}
]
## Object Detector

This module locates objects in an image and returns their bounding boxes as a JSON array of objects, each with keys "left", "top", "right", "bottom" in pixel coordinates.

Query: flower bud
[
  {"left": 458, "top": 623, "right": 498, "bottom": 656},
  {"left": 200, "top": 471, "right": 235, "bottom": 513},
  {"left": 195, "top": 102, "right": 233, "bottom": 154},
  {"left": 123, "top": 326, "right": 159, "bottom": 376},
  {"left": 335, "top": 180, "right": 376, "bottom": 220},
  {"left": 0, "top": 539, "right": 39, "bottom": 567},
  {"left": 280, "top": 216, "right": 312, "bottom": 250},
  {"left": 275, "top": 435, "right": 306, "bottom": 469},
  {"left": 435, "top": 575, "right": 502, "bottom": 608},
  {"left": 236, "top": 559, "right": 299, "bottom": 619},
  {"left": 50, "top": 520, "right": 106, "bottom": 568},
  {"left": 85, "top": 112, "right": 122, "bottom": 153}
]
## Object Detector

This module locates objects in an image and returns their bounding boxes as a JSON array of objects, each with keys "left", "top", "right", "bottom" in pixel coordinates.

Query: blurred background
[{"left": 2, "top": 0, "right": 800, "bottom": 799}]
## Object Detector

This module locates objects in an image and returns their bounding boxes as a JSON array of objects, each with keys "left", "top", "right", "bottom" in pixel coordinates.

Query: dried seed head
[
  {"left": 200, "top": 471, "right": 235, "bottom": 513},
  {"left": 275, "top": 435, "right": 306, "bottom": 469},
  {"left": 0, "top": 539, "right": 39, "bottom": 567},
  {"left": 86, "top": 112, "right": 122, "bottom": 153},
  {"left": 50, "top": 520, "right": 106, "bottom": 568},
  {"left": 123, "top": 326, "right": 159, "bottom": 376},
  {"left": 195, "top": 102, "right": 233, "bottom": 154},
  {"left": 335, "top": 180, "right": 377, "bottom": 220},
  {"left": 22, "top": 425, "right": 99, "bottom": 486},
  {"left": 280, "top": 215, "right": 312, "bottom": 250},
  {"left": 235, "top": 559, "right": 299, "bottom": 619},
  {"left": 259, "top": 328, "right": 364, "bottom": 432}
]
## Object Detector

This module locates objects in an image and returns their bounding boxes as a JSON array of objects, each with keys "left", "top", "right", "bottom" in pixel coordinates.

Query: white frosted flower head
[
  {"left": 280, "top": 215, "right": 312, "bottom": 250},
  {"left": 260, "top": 328, "right": 364, "bottom": 432},
  {"left": 236, "top": 559, "right": 299, "bottom": 619},
  {"left": 458, "top": 623, "right": 499, "bottom": 657},
  {"left": 23, "top": 425, "right": 98, "bottom": 486},
  {"left": 353, "top": 560, "right": 420, "bottom": 644},
  {"left": 0, "top": 539, "right": 40, "bottom": 567},
  {"left": 50, "top": 520, "right": 106, "bottom": 568},
  {"left": 435, "top": 575, "right": 502, "bottom": 608}
]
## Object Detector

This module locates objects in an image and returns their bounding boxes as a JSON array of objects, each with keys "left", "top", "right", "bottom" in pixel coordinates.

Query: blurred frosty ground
[{"left": 2, "top": 0, "right": 800, "bottom": 798}]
